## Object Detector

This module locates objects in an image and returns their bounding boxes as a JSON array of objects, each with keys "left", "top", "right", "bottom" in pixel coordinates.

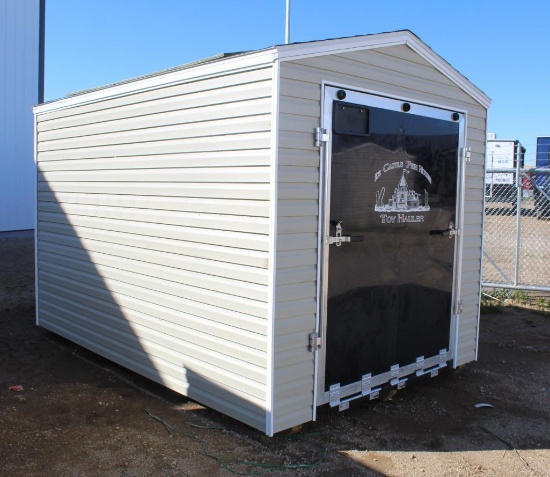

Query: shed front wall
[
  {"left": 36, "top": 65, "right": 275, "bottom": 431},
  {"left": 273, "top": 44, "right": 486, "bottom": 433}
]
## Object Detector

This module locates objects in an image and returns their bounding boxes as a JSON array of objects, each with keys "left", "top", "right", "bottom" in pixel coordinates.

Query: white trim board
[{"left": 35, "top": 31, "right": 490, "bottom": 116}]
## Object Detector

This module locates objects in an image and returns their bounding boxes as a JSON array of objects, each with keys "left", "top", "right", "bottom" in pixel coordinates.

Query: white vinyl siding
[
  {"left": 35, "top": 65, "right": 274, "bottom": 432},
  {"left": 35, "top": 33, "right": 488, "bottom": 435},
  {"left": 272, "top": 44, "right": 487, "bottom": 431}
]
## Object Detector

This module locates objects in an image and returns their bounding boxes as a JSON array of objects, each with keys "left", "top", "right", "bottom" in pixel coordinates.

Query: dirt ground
[{"left": 1, "top": 235, "right": 549, "bottom": 477}]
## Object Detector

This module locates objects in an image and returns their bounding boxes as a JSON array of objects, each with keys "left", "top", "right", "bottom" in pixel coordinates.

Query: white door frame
[{"left": 313, "top": 83, "right": 467, "bottom": 409}]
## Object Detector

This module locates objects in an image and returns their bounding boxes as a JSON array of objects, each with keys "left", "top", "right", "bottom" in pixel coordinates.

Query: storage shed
[{"left": 34, "top": 31, "right": 490, "bottom": 436}]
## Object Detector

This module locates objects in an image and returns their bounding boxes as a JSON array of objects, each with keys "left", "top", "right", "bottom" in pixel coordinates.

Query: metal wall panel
[
  {"left": 272, "top": 44, "right": 487, "bottom": 433},
  {"left": 35, "top": 65, "right": 274, "bottom": 432},
  {"left": 0, "top": 0, "right": 43, "bottom": 231}
]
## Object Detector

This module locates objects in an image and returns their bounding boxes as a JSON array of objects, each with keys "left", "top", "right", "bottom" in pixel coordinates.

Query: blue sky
[{"left": 45, "top": 0, "right": 549, "bottom": 164}]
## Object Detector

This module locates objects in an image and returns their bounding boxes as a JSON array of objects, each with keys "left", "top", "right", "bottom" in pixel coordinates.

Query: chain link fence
[{"left": 483, "top": 167, "right": 550, "bottom": 291}]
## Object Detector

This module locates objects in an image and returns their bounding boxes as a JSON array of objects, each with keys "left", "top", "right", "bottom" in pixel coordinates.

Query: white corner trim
[
  {"left": 265, "top": 59, "right": 280, "bottom": 437},
  {"left": 33, "top": 112, "right": 39, "bottom": 326}
]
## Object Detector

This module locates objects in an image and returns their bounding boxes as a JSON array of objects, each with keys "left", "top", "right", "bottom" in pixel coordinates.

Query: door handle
[
  {"left": 429, "top": 221, "right": 460, "bottom": 238},
  {"left": 327, "top": 220, "right": 364, "bottom": 246}
]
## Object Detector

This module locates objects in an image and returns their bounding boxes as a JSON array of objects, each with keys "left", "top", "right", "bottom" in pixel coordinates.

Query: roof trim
[
  {"left": 34, "top": 49, "right": 276, "bottom": 114},
  {"left": 273, "top": 30, "right": 491, "bottom": 109},
  {"left": 35, "top": 30, "right": 490, "bottom": 114}
]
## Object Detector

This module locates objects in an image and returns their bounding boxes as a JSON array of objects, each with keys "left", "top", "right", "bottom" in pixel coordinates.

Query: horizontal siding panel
[
  {"left": 38, "top": 181, "right": 270, "bottom": 200},
  {"left": 462, "top": 259, "right": 481, "bottom": 273},
  {"left": 38, "top": 191, "right": 270, "bottom": 217},
  {"left": 338, "top": 49, "right": 456, "bottom": 87},
  {"left": 39, "top": 317, "right": 267, "bottom": 432},
  {"left": 464, "top": 200, "right": 483, "bottom": 214},
  {"left": 462, "top": 270, "right": 481, "bottom": 285},
  {"left": 281, "top": 61, "right": 486, "bottom": 120},
  {"left": 39, "top": 230, "right": 269, "bottom": 268},
  {"left": 39, "top": 250, "right": 268, "bottom": 302},
  {"left": 38, "top": 67, "right": 273, "bottom": 124},
  {"left": 272, "top": 408, "right": 312, "bottom": 434},
  {"left": 39, "top": 217, "right": 269, "bottom": 251},
  {"left": 274, "top": 314, "right": 315, "bottom": 336},
  {"left": 37, "top": 150, "right": 271, "bottom": 171},
  {"left": 276, "top": 266, "right": 316, "bottom": 286},
  {"left": 277, "top": 233, "right": 317, "bottom": 252},
  {"left": 276, "top": 299, "right": 316, "bottom": 320},
  {"left": 278, "top": 96, "right": 319, "bottom": 118},
  {"left": 278, "top": 149, "right": 319, "bottom": 168},
  {"left": 278, "top": 183, "right": 318, "bottom": 200},
  {"left": 276, "top": 283, "right": 317, "bottom": 303},
  {"left": 40, "top": 296, "right": 266, "bottom": 367},
  {"left": 277, "top": 216, "right": 317, "bottom": 234},
  {"left": 274, "top": 350, "right": 311, "bottom": 373},
  {"left": 39, "top": 282, "right": 268, "bottom": 343},
  {"left": 273, "top": 399, "right": 312, "bottom": 420},
  {"left": 278, "top": 113, "right": 318, "bottom": 134},
  {"left": 39, "top": 240, "right": 269, "bottom": 285},
  {"left": 38, "top": 115, "right": 271, "bottom": 152},
  {"left": 39, "top": 97, "right": 272, "bottom": 141},
  {"left": 278, "top": 200, "right": 318, "bottom": 217},
  {"left": 279, "top": 131, "right": 318, "bottom": 151},
  {"left": 274, "top": 362, "right": 314, "bottom": 386},
  {"left": 278, "top": 166, "right": 318, "bottom": 183},
  {"left": 39, "top": 166, "right": 271, "bottom": 183},
  {"left": 41, "top": 300, "right": 267, "bottom": 383},
  {"left": 462, "top": 247, "right": 481, "bottom": 261},
  {"left": 39, "top": 203, "right": 270, "bottom": 234},
  {"left": 464, "top": 212, "right": 482, "bottom": 226},
  {"left": 274, "top": 335, "right": 310, "bottom": 355},
  {"left": 288, "top": 55, "right": 484, "bottom": 111},
  {"left": 38, "top": 79, "right": 273, "bottom": 130},
  {"left": 37, "top": 132, "right": 271, "bottom": 161},
  {"left": 278, "top": 78, "right": 320, "bottom": 101},
  {"left": 40, "top": 311, "right": 266, "bottom": 401},
  {"left": 39, "top": 267, "right": 269, "bottom": 319},
  {"left": 277, "top": 249, "right": 317, "bottom": 269}
]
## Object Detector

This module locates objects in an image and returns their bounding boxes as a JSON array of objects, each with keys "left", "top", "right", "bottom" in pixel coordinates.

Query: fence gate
[{"left": 483, "top": 167, "right": 550, "bottom": 291}]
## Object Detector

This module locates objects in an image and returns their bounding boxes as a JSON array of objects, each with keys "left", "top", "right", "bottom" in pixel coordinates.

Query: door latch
[
  {"left": 326, "top": 220, "right": 364, "bottom": 246},
  {"left": 442, "top": 221, "right": 460, "bottom": 238},
  {"left": 429, "top": 221, "right": 460, "bottom": 239}
]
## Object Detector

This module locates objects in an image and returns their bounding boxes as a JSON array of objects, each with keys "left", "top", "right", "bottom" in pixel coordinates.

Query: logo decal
[{"left": 374, "top": 161, "right": 432, "bottom": 224}]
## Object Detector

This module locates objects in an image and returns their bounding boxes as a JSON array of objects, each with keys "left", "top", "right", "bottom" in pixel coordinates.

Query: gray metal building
[
  {"left": 34, "top": 31, "right": 490, "bottom": 435},
  {"left": 1, "top": 0, "right": 45, "bottom": 232}
]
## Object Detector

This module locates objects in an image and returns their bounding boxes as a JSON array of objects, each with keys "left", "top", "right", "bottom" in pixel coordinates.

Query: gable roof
[
  {"left": 273, "top": 30, "right": 491, "bottom": 108},
  {"left": 36, "top": 30, "right": 490, "bottom": 113}
]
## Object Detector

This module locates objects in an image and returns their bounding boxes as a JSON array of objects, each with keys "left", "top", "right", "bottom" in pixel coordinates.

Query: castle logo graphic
[{"left": 375, "top": 169, "right": 430, "bottom": 213}]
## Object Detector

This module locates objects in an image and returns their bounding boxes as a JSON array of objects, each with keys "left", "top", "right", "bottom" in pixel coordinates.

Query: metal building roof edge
[{"left": 34, "top": 30, "right": 490, "bottom": 114}]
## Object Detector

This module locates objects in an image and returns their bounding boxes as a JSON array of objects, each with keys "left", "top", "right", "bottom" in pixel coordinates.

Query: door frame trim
[{"left": 314, "top": 82, "right": 467, "bottom": 407}]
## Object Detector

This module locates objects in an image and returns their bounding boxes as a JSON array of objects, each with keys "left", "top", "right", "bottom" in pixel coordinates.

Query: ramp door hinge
[
  {"left": 308, "top": 331, "right": 322, "bottom": 351},
  {"left": 456, "top": 299, "right": 464, "bottom": 314},
  {"left": 461, "top": 147, "right": 471, "bottom": 162},
  {"left": 314, "top": 127, "right": 329, "bottom": 147}
]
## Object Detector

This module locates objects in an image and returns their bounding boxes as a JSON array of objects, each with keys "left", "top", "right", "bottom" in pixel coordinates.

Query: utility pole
[{"left": 285, "top": 0, "right": 291, "bottom": 44}]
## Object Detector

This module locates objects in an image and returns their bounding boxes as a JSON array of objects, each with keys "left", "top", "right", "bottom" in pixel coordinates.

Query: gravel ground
[{"left": 0, "top": 236, "right": 549, "bottom": 476}]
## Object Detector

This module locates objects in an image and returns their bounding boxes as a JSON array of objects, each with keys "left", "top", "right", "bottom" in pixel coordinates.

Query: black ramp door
[{"left": 325, "top": 101, "right": 460, "bottom": 391}]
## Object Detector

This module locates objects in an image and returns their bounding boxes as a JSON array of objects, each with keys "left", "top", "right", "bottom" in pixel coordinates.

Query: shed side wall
[
  {"left": 36, "top": 66, "right": 274, "bottom": 432},
  {"left": 273, "top": 44, "right": 486, "bottom": 433}
]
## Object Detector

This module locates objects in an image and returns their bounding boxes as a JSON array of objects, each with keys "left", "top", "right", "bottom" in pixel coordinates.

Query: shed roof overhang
[
  {"left": 273, "top": 30, "right": 491, "bottom": 109},
  {"left": 35, "top": 30, "right": 490, "bottom": 114}
]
